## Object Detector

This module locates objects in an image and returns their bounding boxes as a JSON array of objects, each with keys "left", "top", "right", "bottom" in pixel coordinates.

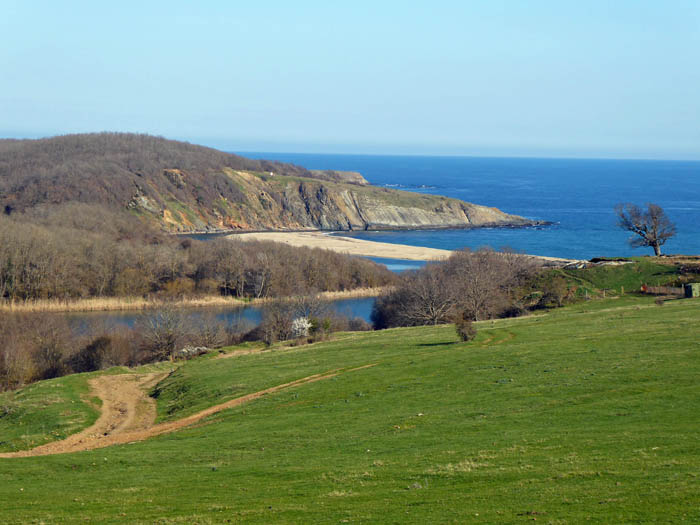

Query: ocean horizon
[{"left": 239, "top": 152, "right": 700, "bottom": 260}]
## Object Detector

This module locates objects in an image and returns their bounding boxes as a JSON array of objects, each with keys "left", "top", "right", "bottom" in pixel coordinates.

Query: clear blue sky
[{"left": 2, "top": 1, "right": 699, "bottom": 159}]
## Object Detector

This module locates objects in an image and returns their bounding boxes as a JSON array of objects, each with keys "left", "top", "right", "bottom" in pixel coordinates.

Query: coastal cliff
[{"left": 0, "top": 133, "right": 543, "bottom": 232}]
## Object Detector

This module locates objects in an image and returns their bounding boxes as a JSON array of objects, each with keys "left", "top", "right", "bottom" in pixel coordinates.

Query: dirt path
[
  {"left": 0, "top": 364, "right": 375, "bottom": 458},
  {"left": 0, "top": 373, "right": 166, "bottom": 458}
]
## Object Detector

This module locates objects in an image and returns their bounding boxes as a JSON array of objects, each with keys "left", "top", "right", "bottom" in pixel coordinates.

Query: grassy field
[
  {"left": 1, "top": 295, "right": 699, "bottom": 523},
  {"left": 552, "top": 258, "right": 685, "bottom": 299}
]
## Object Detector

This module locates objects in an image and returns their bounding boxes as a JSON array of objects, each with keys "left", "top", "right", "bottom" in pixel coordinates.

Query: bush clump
[{"left": 454, "top": 312, "right": 477, "bottom": 342}]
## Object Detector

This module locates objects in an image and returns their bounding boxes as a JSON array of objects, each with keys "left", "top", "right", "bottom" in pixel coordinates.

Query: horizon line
[
  {"left": 234, "top": 149, "right": 700, "bottom": 164},
  {"left": 3, "top": 130, "right": 699, "bottom": 163}
]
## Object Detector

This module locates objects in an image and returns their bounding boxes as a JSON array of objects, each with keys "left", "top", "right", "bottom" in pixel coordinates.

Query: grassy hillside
[
  {"left": 1, "top": 295, "right": 699, "bottom": 523},
  {"left": 562, "top": 258, "right": 681, "bottom": 291}
]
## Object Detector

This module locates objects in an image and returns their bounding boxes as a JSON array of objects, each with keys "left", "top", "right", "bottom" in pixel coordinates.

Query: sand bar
[
  {"left": 231, "top": 231, "right": 451, "bottom": 260},
  {"left": 230, "top": 231, "right": 577, "bottom": 265}
]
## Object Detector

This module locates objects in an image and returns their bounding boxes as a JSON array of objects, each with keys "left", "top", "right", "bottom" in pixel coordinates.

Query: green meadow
[{"left": 1, "top": 294, "right": 699, "bottom": 523}]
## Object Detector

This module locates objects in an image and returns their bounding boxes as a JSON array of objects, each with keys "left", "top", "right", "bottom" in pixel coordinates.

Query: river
[{"left": 62, "top": 296, "right": 377, "bottom": 334}]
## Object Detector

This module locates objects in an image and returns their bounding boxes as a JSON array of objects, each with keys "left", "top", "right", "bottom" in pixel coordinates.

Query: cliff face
[
  {"left": 0, "top": 133, "right": 542, "bottom": 232},
  {"left": 142, "top": 170, "right": 540, "bottom": 232}
]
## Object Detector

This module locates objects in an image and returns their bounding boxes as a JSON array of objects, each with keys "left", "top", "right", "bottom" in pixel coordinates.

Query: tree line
[
  {"left": 0, "top": 133, "right": 309, "bottom": 214},
  {"left": 0, "top": 203, "right": 396, "bottom": 302},
  {"left": 371, "top": 248, "right": 539, "bottom": 329}
]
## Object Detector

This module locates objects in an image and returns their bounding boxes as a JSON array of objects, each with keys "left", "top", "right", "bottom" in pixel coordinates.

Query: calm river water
[{"left": 63, "top": 296, "right": 377, "bottom": 333}]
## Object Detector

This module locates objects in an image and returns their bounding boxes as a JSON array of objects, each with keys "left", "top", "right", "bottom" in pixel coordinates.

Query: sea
[
  {"left": 66, "top": 154, "right": 700, "bottom": 330},
  {"left": 240, "top": 153, "right": 700, "bottom": 261}
]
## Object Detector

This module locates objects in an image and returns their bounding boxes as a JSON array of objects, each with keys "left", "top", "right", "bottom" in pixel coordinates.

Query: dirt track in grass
[{"left": 0, "top": 365, "right": 375, "bottom": 458}]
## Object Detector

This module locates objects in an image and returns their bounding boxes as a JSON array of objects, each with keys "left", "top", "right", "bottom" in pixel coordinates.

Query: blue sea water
[{"left": 241, "top": 152, "right": 700, "bottom": 260}]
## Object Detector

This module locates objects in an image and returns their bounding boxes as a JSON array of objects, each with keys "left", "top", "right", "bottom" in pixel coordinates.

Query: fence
[{"left": 640, "top": 285, "right": 684, "bottom": 296}]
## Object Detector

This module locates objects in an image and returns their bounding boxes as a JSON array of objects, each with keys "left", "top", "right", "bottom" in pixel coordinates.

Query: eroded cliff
[{"left": 0, "top": 133, "right": 543, "bottom": 233}]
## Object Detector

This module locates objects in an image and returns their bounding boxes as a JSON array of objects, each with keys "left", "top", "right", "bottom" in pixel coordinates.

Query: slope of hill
[
  {"left": 0, "top": 296, "right": 698, "bottom": 522},
  {"left": 0, "top": 133, "right": 542, "bottom": 232}
]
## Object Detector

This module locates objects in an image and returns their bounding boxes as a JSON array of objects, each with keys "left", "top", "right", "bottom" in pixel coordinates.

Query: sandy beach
[
  {"left": 231, "top": 231, "right": 452, "bottom": 260},
  {"left": 230, "top": 231, "right": 577, "bottom": 265}
]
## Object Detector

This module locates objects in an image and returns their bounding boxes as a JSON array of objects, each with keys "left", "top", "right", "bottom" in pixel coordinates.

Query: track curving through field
[{"left": 0, "top": 364, "right": 375, "bottom": 458}]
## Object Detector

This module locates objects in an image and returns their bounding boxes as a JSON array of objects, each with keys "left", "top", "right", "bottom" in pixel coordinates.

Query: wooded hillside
[{"left": 0, "top": 133, "right": 538, "bottom": 232}]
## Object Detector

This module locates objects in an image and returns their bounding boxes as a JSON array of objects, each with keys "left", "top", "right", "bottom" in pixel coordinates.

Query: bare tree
[
  {"left": 372, "top": 248, "right": 535, "bottom": 328},
  {"left": 138, "top": 308, "right": 188, "bottom": 361},
  {"left": 396, "top": 264, "right": 458, "bottom": 325},
  {"left": 0, "top": 209, "right": 396, "bottom": 303},
  {"left": 187, "top": 313, "right": 226, "bottom": 348},
  {"left": 615, "top": 203, "right": 676, "bottom": 256},
  {"left": 259, "top": 302, "right": 296, "bottom": 344},
  {"left": 290, "top": 292, "right": 330, "bottom": 320},
  {"left": 446, "top": 248, "right": 535, "bottom": 321}
]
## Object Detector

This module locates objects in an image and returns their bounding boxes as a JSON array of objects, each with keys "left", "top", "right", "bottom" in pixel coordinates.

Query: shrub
[
  {"left": 500, "top": 302, "right": 528, "bottom": 318},
  {"left": 224, "top": 318, "right": 256, "bottom": 345},
  {"left": 291, "top": 317, "right": 312, "bottom": 338},
  {"left": 259, "top": 302, "right": 295, "bottom": 345},
  {"left": 454, "top": 312, "right": 477, "bottom": 342},
  {"left": 66, "top": 336, "right": 110, "bottom": 373},
  {"left": 187, "top": 313, "right": 226, "bottom": 348},
  {"left": 102, "top": 328, "right": 141, "bottom": 367},
  {"left": 537, "top": 276, "right": 570, "bottom": 308},
  {"left": 30, "top": 319, "right": 71, "bottom": 381},
  {"left": 161, "top": 277, "right": 196, "bottom": 297},
  {"left": 113, "top": 268, "right": 152, "bottom": 296},
  {"left": 348, "top": 317, "right": 372, "bottom": 331}
]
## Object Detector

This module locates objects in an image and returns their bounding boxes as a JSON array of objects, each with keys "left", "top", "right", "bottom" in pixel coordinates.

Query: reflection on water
[{"left": 63, "top": 296, "right": 377, "bottom": 333}]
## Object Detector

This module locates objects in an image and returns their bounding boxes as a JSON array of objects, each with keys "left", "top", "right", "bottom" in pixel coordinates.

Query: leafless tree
[
  {"left": 396, "top": 264, "right": 458, "bottom": 325},
  {"left": 187, "top": 313, "right": 227, "bottom": 348},
  {"left": 0, "top": 208, "right": 396, "bottom": 303},
  {"left": 259, "top": 302, "right": 296, "bottom": 345},
  {"left": 290, "top": 292, "right": 331, "bottom": 320},
  {"left": 615, "top": 203, "right": 676, "bottom": 256},
  {"left": 372, "top": 248, "right": 535, "bottom": 328},
  {"left": 446, "top": 248, "right": 535, "bottom": 321},
  {"left": 138, "top": 308, "right": 188, "bottom": 361}
]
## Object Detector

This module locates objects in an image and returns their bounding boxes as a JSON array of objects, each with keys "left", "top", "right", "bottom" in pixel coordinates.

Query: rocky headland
[{"left": 0, "top": 133, "right": 545, "bottom": 233}]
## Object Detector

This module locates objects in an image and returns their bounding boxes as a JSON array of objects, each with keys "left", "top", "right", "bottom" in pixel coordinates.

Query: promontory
[{"left": 0, "top": 133, "right": 545, "bottom": 232}]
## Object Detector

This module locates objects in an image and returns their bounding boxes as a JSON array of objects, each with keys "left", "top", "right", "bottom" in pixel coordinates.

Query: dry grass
[
  {"left": 254, "top": 287, "right": 391, "bottom": 304},
  {"left": 0, "top": 288, "right": 388, "bottom": 314}
]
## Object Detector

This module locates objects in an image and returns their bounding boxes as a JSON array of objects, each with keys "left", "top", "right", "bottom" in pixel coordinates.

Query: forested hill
[{"left": 0, "top": 133, "right": 539, "bottom": 232}]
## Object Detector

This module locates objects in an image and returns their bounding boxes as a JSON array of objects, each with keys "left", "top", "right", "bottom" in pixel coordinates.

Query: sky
[{"left": 1, "top": 1, "right": 699, "bottom": 159}]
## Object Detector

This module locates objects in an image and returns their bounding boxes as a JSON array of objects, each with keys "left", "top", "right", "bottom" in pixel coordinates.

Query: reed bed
[{"left": 0, "top": 287, "right": 389, "bottom": 314}]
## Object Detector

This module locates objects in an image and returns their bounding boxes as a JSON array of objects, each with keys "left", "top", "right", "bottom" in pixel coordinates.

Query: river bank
[{"left": 0, "top": 287, "right": 388, "bottom": 314}]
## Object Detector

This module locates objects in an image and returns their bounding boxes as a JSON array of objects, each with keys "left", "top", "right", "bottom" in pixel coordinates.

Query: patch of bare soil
[
  {"left": 0, "top": 365, "right": 375, "bottom": 458},
  {"left": 0, "top": 373, "right": 166, "bottom": 458}
]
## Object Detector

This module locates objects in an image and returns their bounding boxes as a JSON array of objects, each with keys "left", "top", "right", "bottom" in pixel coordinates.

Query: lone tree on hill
[{"left": 614, "top": 202, "right": 676, "bottom": 256}]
